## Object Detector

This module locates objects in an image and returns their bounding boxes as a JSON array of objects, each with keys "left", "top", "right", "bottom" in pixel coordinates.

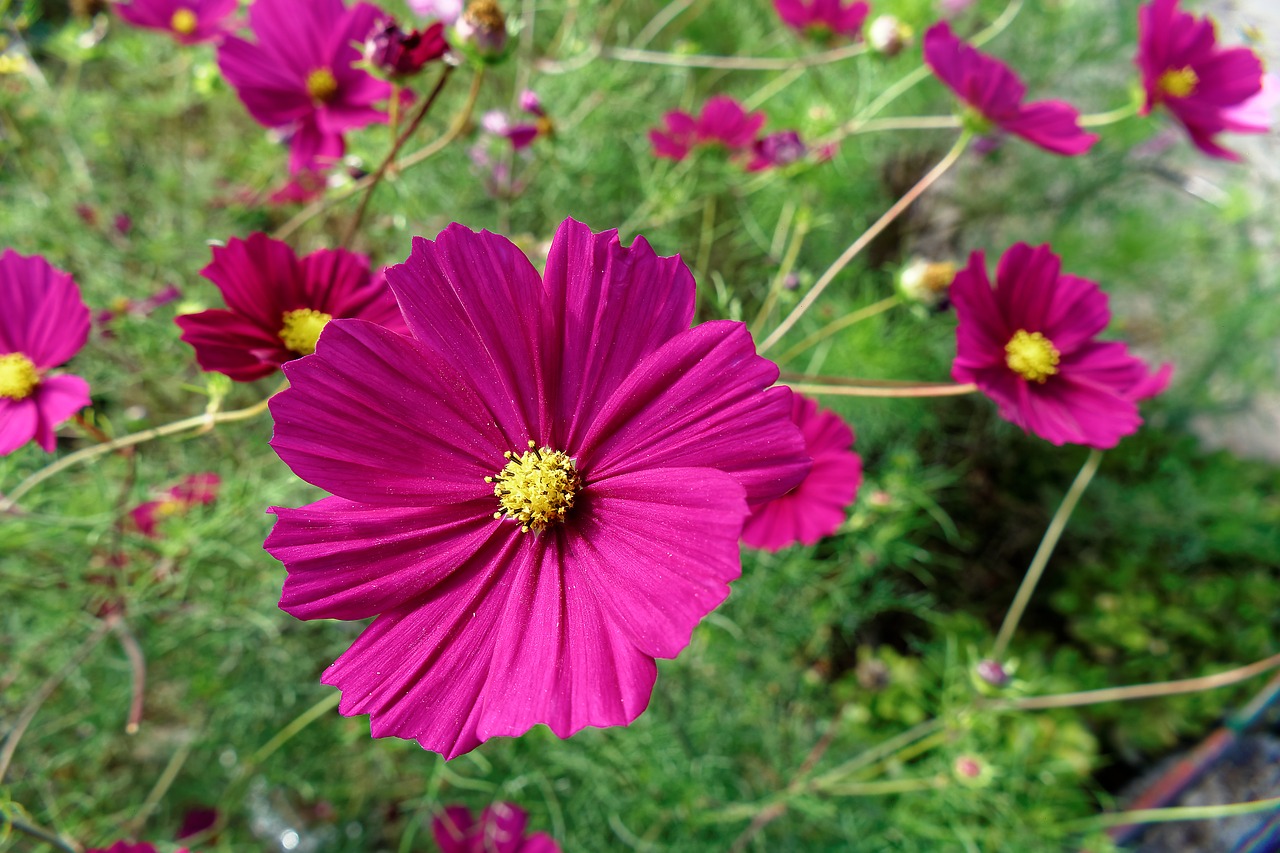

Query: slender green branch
[
  {"left": 600, "top": 41, "right": 865, "bottom": 71},
  {"left": 0, "top": 389, "right": 279, "bottom": 514},
  {"left": 750, "top": 211, "right": 809, "bottom": 337},
  {"left": 759, "top": 132, "right": 971, "bottom": 354},
  {"left": 0, "top": 813, "right": 82, "bottom": 853},
  {"left": 1065, "top": 795, "right": 1280, "bottom": 832},
  {"left": 1000, "top": 651, "right": 1280, "bottom": 711},
  {"left": 991, "top": 449, "right": 1104, "bottom": 660},
  {"left": 776, "top": 296, "right": 900, "bottom": 363},
  {"left": 1079, "top": 100, "right": 1140, "bottom": 127},
  {"left": 787, "top": 381, "right": 979, "bottom": 399}
]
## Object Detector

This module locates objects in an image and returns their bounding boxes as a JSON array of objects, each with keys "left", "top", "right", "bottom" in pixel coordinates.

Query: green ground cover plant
[{"left": 2, "top": 0, "right": 1278, "bottom": 850}]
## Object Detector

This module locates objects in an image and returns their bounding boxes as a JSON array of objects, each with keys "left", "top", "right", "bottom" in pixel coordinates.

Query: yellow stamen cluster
[
  {"left": 1005, "top": 329, "right": 1060, "bottom": 383},
  {"left": 170, "top": 8, "right": 198, "bottom": 35},
  {"left": 278, "top": 308, "right": 332, "bottom": 355},
  {"left": 306, "top": 67, "right": 339, "bottom": 102},
  {"left": 487, "top": 441, "right": 581, "bottom": 533},
  {"left": 1158, "top": 66, "right": 1199, "bottom": 99},
  {"left": 0, "top": 352, "right": 39, "bottom": 400}
]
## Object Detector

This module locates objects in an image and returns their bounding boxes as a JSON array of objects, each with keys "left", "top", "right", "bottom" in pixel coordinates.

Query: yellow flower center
[
  {"left": 306, "top": 68, "right": 339, "bottom": 103},
  {"left": 1005, "top": 330, "right": 1060, "bottom": 383},
  {"left": 1158, "top": 67, "right": 1198, "bottom": 99},
  {"left": 278, "top": 308, "right": 332, "bottom": 355},
  {"left": 170, "top": 8, "right": 198, "bottom": 35},
  {"left": 488, "top": 441, "right": 581, "bottom": 533},
  {"left": 0, "top": 352, "right": 39, "bottom": 400}
]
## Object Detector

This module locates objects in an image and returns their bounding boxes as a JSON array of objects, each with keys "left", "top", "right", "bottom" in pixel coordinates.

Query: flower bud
[
  {"left": 456, "top": 0, "right": 509, "bottom": 61},
  {"left": 975, "top": 658, "right": 1009, "bottom": 688},
  {"left": 897, "top": 257, "right": 956, "bottom": 309},
  {"left": 366, "top": 19, "right": 448, "bottom": 79},
  {"left": 868, "top": 15, "right": 913, "bottom": 57},
  {"left": 749, "top": 130, "right": 808, "bottom": 171}
]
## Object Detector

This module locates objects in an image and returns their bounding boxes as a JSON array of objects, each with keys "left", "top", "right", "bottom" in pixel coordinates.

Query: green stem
[
  {"left": 1079, "top": 100, "right": 1140, "bottom": 128},
  {"left": 759, "top": 131, "right": 971, "bottom": 354},
  {"left": 1064, "top": 795, "right": 1280, "bottom": 833},
  {"left": 750, "top": 212, "right": 810, "bottom": 337},
  {"left": 0, "top": 387, "right": 282, "bottom": 513},
  {"left": 991, "top": 449, "right": 1104, "bottom": 660},
  {"left": 776, "top": 296, "right": 900, "bottom": 363}
]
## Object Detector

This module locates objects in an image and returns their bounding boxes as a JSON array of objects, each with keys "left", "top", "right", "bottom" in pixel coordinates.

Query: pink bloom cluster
[
  {"left": 218, "top": 0, "right": 396, "bottom": 176},
  {"left": 176, "top": 233, "right": 405, "bottom": 382},
  {"left": 0, "top": 250, "right": 91, "bottom": 455},
  {"left": 951, "top": 243, "right": 1171, "bottom": 449},
  {"left": 113, "top": 0, "right": 237, "bottom": 44},
  {"left": 130, "top": 472, "right": 221, "bottom": 537},
  {"left": 1136, "top": 0, "right": 1268, "bottom": 160},
  {"left": 773, "top": 0, "right": 869, "bottom": 41},
  {"left": 650, "top": 96, "right": 815, "bottom": 171},
  {"left": 266, "top": 218, "right": 809, "bottom": 758},
  {"left": 433, "top": 803, "right": 559, "bottom": 853},
  {"left": 924, "top": 22, "right": 1097, "bottom": 156}
]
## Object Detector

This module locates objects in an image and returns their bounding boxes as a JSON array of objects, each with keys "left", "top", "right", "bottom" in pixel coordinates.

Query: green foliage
[{"left": 2, "top": 0, "right": 1278, "bottom": 850}]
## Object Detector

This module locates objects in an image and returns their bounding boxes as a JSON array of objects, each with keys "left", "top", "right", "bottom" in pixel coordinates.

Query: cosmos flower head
[
  {"left": 266, "top": 218, "right": 810, "bottom": 759},
  {"left": 175, "top": 233, "right": 405, "bottom": 382},
  {"left": 364, "top": 18, "right": 448, "bottom": 79},
  {"left": 130, "top": 472, "right": 221, "bottom": 538},
  {"left": 742, "top": 394, "right": 861, "bottom": 552},
  {"left": 113, "top": 0, "right": 238, "bottom": 45},
  {"left": 0, "top": 249, "right": 91, "bottom": 456},
  {"left": 923, "top": 22, "right": 1098, "bottom": 156},
  {"left": 650, "top": 95, "right": 766, "bottom": 161},
  {"left": 950, "top": 243, "right": 1172, "bottom": 449},
  {"left": 1136, "top": 0, "right": 1267, "bottom": 161},
  {"left": 747, "top": 130, "right": 808, "bottom": 171},
  {"left": 433, "top": 802, "right": 559, "bottom": 853},
  {"left": 773, "top": 0, "right": 869, "bottom": 41},
  {"left": 217, "top": 0, "right": 396, "bottom": 175}
]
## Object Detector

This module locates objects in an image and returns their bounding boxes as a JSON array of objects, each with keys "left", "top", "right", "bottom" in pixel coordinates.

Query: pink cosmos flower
[
  {"left": 113, "top": 0, "right": 237, "bottom": 44},
  {"left": 773, "top": 0, "right": 869, "bottom": 40},
  {"left": 0, "top": 250, "right": 91, "bottom": 455},
  {"left": 742, "top": 394, "right": 861, "bottom": 551},
  {"left": 175, "top": 233, "right": 405, "bottom": 382},
  {"left": 649, "top": 95, "right": 767, "bottom": 161},
  {"left": 432, "top": 803, "right": 559, "bottom": 853},
  {"left": 1136, "top": 0, "right": 1265, "bottom": 161},
  {"left": 950, "top": 243, "right": 1172, "bottom": 449},
  {"left": 130, "top": 472, "right": 221, "bottom": 537},
  {"left": 923, "top": 22, "right": 1098, "bottom": 156},
  {"left": 266, "top": 218, "right": 810, "bottom": 759},
  {"left": 217, "top": 0, "right": 395, "bottom": 175},
  {"left": 747, "top": 130, "right": 808, "bottom": 172}
]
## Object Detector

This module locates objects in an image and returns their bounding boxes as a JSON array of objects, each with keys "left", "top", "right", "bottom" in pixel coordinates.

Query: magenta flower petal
[
  {"left": 176, "top": 233, "right": 404, "bottom": 381},
  {"left": 31, "top": 375, "right": 92, "bottom": 452},
  {"left": 542, "top": 219, "right": 695, "bottom": 448},
  {"left": 269, "top": 218, "right": 809, "bottom": 758},
  {"left": 217, "top": 0, "right": 393, "bottom": 175},
  {"left": 271, "top": 496, "right": 499, "bottom": 620},
  {"left": 270, "top": 320, "right": 505, "bottom": 503},
  {"left": 579, "top": 321, "right": 809, "bottom": 504},
  {"left": 650, "top": 96, "right": 766, "bottom": 162},
  {"left": 431, "top": 803, "right": 561, "bottom": 853},
  {"left": 0, "top": 250, "right": 91, "bottom": 454},
  {"left": 1136, "top": 0, "right": 1264, "bottom": 160},
  {"left": 742, "top": 394, "right": 861, "bottom": 551},
  {"left": 924, "top": 22, "right": 1097, "bottom": 156},
  {"left": 0, "top": 398, "right": 39, "bottom": 456},
  {"left": 432, "top": 806, "right": 477, "bottom": 853},
  {"left": 384, "top": 227, "right": 549, "bottom": 446},
  {"left": 772, "top": 0, "right": 868, "bottom": 39},
  {"left": 951, "top": 243, "right": 1168, "bottom": 448}
]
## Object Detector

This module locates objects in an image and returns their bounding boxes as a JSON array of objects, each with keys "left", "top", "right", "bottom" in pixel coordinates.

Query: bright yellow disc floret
[
  {"left": 278, "top": 308, "right": 332, "bottom": 355},
  {"left": 488, "top": 441, "right": 581, "bottom": 533},
  {"left": 0, "top": 352, "right": 39, "bottom": 400},
  {"left": 1005, "top": 329, "right": 1061, "bottom": 383}
]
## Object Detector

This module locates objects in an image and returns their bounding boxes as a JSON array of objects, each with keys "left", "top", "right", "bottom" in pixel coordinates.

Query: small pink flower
[
  {"left": 130, "top": 472, "right": 221, "bottom": 537},
  {"left": 217, "top": 0, "right": 396, "bottom": 175},
  {"left": 175, "top": 233, "right": 405, "bottom": 382},
  {"left": 747, "top": 130, "right": 808, "bottom": 171},
  {"left": 950, "top": 243, "right": 1171, "bottom": 449},
  {"left": 743, "top": 394, "right": 861, "bottom": 551},
  {"left": 432, "top": 803, "right": 559, "bottom": 853},
  {"left": 365, "top": 18, "right": 448, "bottom": 79},
  {"left": 1136, "top": 0, "right": 1265, "bottom": 161},
  {"left": 0, "top": 250, "right": 91, "bottom": 455},
  {"left": 773, "top": 0, "right": 869, "bottom": 40},
  {"left": 266, "top": 218, "right": 809, "bottom": 758},
  {"left": 649, "top": 95, "right": 766, "bottom": 161},
  {"left": 923, "top": 22, "right": 1097, "bottom": 156},
  {"left": 113, "top": 0, "right": 237, "bottom": 44}
]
